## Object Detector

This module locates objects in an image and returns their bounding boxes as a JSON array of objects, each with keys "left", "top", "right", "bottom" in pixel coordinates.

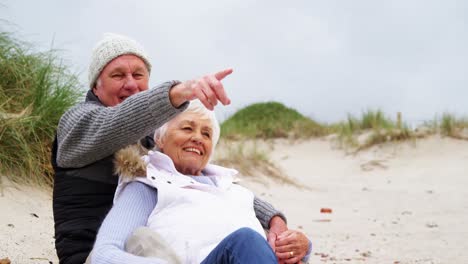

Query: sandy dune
[
  {"left": 1, "top": 135, "right": 467, "bottom": 263},
  {"left": 243, "top": 135, "right": 468, "bottom": 264}
]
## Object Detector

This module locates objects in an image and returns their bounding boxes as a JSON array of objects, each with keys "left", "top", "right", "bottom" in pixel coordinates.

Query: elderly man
[{"left": 52, "top": 33, "right": 288, "bottom": 264}]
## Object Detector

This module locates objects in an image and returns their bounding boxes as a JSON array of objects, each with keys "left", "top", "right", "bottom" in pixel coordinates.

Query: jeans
[{"left": 201, "top": 227, "right": 277, "bottom": 264}]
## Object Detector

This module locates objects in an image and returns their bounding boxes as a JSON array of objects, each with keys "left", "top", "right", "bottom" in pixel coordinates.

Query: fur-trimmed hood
[
  {"left": 114, "top": 144, "right": 148, "bottom": 180},
  {"left": 114, "top": 143, "right": 239, "bottom": 181}
]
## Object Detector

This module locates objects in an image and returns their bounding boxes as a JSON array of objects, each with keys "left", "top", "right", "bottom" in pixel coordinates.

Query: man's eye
[
  {"left": 133, "top": 73, "right": 144, "bottom": 78},
  {"left": 112, "top": 74, "right": 123, "bottom": 78}
]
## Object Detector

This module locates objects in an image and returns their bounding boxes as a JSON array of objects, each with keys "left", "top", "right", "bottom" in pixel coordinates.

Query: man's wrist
[{"left": 168, "top": 80, "right": 186, "bottom": 108}]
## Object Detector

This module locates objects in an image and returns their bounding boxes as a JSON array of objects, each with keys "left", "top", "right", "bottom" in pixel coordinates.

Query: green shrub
[
  {"left": 221, "top": 102, "right": 327, "bottom": 139},
  {"left": 0, "top": 32, "right": 83, "bottom": 187}
]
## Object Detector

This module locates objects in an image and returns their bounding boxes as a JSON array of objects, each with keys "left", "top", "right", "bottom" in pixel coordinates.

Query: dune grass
[
  {"left": 0, "top": 32, "right": 82, "bottom": 187},
  {"left": 221, "top": 101, "right": 328, "bottom": 139},
  {"left": 332, "top": 110, "right": 413, "bottom": 150},
  {"left": 439, "top": 113, "right": 468, "bottom": 139},
  {"left": 213, "top": 140, "right": 302, "bottom": 187},
  {"left": 217, "top": 106, "right": 468, "bottom": 185}
]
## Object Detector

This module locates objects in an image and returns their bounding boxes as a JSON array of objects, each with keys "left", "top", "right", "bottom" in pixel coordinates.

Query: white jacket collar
[{"left": 146, "top": 150, "right": 238, "bottom": 178}]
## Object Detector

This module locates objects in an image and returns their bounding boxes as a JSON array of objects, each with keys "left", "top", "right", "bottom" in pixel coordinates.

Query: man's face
[{"left": 93, "top": 54, "right": 149, "bottom": 106}]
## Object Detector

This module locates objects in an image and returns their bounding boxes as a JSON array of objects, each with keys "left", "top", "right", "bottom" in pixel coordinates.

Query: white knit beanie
[{"left": 88, "top": 33, "right": 152, "bottom": 89}]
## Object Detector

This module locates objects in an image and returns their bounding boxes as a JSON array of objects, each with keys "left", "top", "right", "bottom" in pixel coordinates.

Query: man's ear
[
  {"left": 92, "top": 78, "right": 100, "bottom": 95},
  {"left": 92, "top": 85, "right": 98, "bottom": 97}
]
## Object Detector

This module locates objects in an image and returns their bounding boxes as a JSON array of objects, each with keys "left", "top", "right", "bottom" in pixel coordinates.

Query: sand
[
  {"left": 1, "top": 135, "right": 467, "bottom": 263},
  {"left": 0, "top": 181, "right": 57, "bottom": 263}
]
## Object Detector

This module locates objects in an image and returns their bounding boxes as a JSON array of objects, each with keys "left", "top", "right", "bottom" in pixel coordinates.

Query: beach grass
[
  {"left": 0, "top": 31, "right": 82, "bottom": 187},
  {"left": 331, "top": 110, "right": 414, "bottom": 150},
  {"left": 214, "top": 139, "right": 301, "bottom": 187},
  {"left": 439, "top": 113, "right": 468, "bottom": 139}
]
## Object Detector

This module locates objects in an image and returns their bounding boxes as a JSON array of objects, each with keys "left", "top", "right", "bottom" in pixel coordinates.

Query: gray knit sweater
[
  {"left": 55, "top": 81, "right": 286, "bottom": 228},
  {"left": 57, "top": 81, "right": 184, "bottom": 168}
]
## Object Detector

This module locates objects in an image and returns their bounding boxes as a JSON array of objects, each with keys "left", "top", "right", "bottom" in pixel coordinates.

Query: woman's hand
[
  {"left": 169, "top": 68, "right": 232, "bottom": 110},
  {"left": 275, "top": 230, "right": 309, "bottom": 263}
]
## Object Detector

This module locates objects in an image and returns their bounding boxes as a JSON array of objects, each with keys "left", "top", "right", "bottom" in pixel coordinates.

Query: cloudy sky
[{"left": 1, "top": 0, "right": 466, "bottom": 124}]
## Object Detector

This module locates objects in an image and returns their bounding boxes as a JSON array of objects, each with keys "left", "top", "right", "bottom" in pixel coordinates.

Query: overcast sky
[{"left": 1, "top": 0, "right": 467, "bottom": 124}]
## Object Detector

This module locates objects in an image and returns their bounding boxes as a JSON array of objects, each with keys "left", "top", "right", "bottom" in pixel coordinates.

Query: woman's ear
[{"left": 155, "top": 137, "right": 164, "bottom": 150}]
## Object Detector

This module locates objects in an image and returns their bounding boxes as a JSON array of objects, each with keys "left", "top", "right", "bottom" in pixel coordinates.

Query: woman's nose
[{"left": 191, "top": 135, "right": 202, "bottom": 144}]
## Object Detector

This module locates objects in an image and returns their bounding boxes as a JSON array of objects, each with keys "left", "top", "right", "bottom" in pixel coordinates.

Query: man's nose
[{"left": 123, "top": 75, "right": 138, "bottom": 91}]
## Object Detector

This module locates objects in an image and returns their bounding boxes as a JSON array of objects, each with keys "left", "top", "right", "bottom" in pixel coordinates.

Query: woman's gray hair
[{"left": 154, "top": 100, "right": 221, "bottom": 153}]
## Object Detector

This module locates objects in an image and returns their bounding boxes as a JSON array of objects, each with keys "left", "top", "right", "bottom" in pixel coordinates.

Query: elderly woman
[{"left": 91, "top": 100, "right": 312, "bottom": 264}]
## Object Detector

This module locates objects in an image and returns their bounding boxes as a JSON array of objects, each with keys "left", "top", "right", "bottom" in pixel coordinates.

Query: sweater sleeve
[
  {"left": 302, "top": 239, "right": 313, "bottom": 263},
  {"left": 57, "top": 81, "right": 188, "bottom": 168},
  {"left": 253, "top": 196, "right": 287, "bottom": 229},
  {"left": 91, "top": 182, "right": 166, "bottom": 264}
]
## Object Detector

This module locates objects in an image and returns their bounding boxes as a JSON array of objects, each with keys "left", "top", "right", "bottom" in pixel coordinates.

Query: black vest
[
  {"left": 51, "top": 89, "right": 155, "bottom": 264},
  {"left": 52, "top": 135, "right": 154, "bottom": 264}
]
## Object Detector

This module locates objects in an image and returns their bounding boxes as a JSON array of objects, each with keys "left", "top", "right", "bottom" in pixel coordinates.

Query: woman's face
[{"left": 157, "top": 112, "right": 213, "bottom": 175}]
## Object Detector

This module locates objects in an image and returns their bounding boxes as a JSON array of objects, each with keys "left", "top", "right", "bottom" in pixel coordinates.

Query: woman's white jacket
[{"left": 115, "top": 150, "right": 266, "bottom": 263}]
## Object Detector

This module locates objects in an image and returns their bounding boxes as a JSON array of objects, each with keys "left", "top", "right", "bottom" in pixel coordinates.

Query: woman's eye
[
  {"left": 182, "top": 127, "right": 192, "bottom": 131},
  {"left": 203, "top": 132, "right": 211, "bottom": 138}
]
